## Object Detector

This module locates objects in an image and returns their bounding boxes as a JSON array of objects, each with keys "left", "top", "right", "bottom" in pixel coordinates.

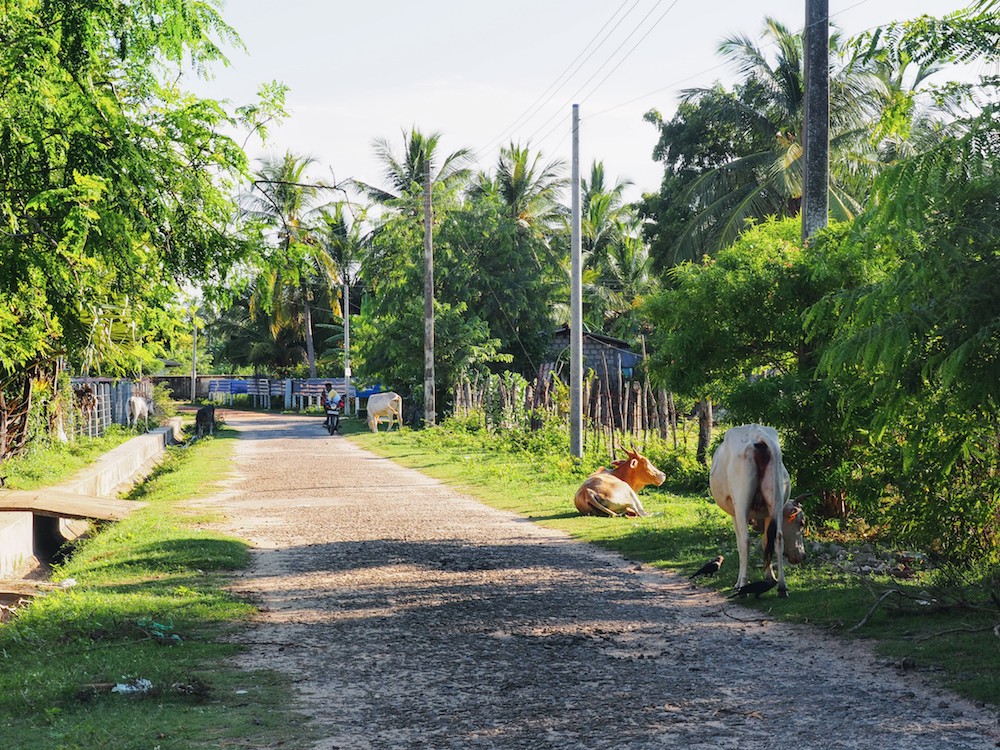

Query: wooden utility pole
[
  {"left": 570, "top": 104, "right": 583, "bottom": 458},
  {"left": 423, "top": 158, "right": 436, "bottom": 427},
  {"left": 343, "top": 277, "right": 351, "bottom": 416},
  {"left": 802, "top": 0, "right": 830, "bottom": 242}
]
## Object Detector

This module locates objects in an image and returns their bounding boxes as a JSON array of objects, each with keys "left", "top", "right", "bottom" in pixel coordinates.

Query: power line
[
  {"left": 475, "top": 0, "right": 641, "bottom": 160},
  {"left": 579, "top": 0, "right": 684, "bottom": 106},
  {"left": 524, "top": 0, "right": 672, "bottom": 147},
  {"left": 580, "top": 0, "right": 879, "bottom": 125}
]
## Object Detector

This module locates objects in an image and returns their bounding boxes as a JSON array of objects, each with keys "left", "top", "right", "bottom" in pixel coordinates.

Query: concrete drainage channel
[{"left": 0, "top": 417, "right": 184, "bottom": 581}]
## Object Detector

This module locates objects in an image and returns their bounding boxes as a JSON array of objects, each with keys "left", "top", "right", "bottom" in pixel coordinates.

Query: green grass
[
  {"left": 348, "top": 421, "right": 1000, "bottom": 707},
  {"left": 0, "top": 427, "right": 314, "bottom": 750},
  {"left": 1, "top": 426, "right": 142, "bottom": 490}
]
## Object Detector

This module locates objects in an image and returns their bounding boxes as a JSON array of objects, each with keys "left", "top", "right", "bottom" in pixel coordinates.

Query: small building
[{"left": 544, "top": 325, "right": 643, "bottom": 383}]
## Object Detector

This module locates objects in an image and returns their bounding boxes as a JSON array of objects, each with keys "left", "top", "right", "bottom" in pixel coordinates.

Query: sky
[{"left": 191, "top": 0, "right": 980, "bottom": 204}]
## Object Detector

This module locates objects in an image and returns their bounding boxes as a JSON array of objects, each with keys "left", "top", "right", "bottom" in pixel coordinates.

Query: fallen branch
[
  {"left": 912, "top": 624, "right": 997, "bottom": 642},
  {"left": 849, "top": 589, "right": 900, "bottom": 632},
  {"left": 719, "top": 605, "right": 769, "bottom": 624}
]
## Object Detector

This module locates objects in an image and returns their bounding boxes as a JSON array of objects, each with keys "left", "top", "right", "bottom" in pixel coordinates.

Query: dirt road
[{"left": 207, "top": 411, "right": 998, "bottom": 749}]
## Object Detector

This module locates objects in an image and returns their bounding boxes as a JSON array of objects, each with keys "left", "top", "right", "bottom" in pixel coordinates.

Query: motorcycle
[{"left": 324, "top": 396, "right": 344, "bottom": 435}]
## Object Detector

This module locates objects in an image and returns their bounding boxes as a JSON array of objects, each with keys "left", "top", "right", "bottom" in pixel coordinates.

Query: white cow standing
[
  {"left": 366, "top": 392, "right": 402, "bottom": 432},
  {"left": 126, "top": 395, "right": 151, "bottom": 430},
  {"left": 709, "top": 424, "right": 806, "bottom": 598}
]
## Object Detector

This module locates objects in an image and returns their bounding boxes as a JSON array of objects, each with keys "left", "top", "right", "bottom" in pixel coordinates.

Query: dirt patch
[{"left": 201, "top": 411, "right": 999, "bottom": 749}]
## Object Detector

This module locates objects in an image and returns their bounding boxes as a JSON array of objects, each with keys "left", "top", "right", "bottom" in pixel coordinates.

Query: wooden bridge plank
[{"left": 0, "top": 490, "right": 145, "bottom": 521}]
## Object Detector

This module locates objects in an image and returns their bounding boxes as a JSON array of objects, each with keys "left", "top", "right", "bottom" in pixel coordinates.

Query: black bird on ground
[
  {"left": 728, "top": 579, "right": 778, "bottom": 599},
  {"left": 689, "top": 555, "right": 724, "bottom": 579}
]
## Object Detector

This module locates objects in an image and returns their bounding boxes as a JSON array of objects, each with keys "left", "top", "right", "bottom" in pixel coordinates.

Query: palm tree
[
  {"left": 669, "top": 18, "right": 884, "bottom": 257},
  {"left": 471, "top": 142, "right": 568, "bottom": 235},
  {"left": 314, "top": 201, "right": 368, "bottom": 365},
  {"left": 360, "top": 127, "right": 474, "bottom": 206},
  {"left": 207, "top": 288, "right": 308, "bottom": 376},
  {"left": 584, "top": 216, "right": 658, "bottom": 338},
  {"left": 243, "top": 151, "right": 338, "bottom": 377},
  {"left": 581, "top": 161, "right": 633, "bottom": 268}
]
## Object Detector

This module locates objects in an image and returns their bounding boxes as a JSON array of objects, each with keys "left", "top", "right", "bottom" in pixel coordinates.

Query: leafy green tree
[
  {"left": 439, "top": 194, "right": 558, "bottom": 376},
  {"left": 462, "top": 143, "right": 567, "bottom": 374},
  {"left": 353, "top": 214, "right": 508, "bottom": 406},
  {"left": 813, "top": 100, "right": 1000, "bottom": 559},
  {"left": 243, "top": 152, "right": 340, "bottom": 378},
  {"left": 0, "top": 0, "right": 280, "bottom": 454},
  {"left": 643, "top": 17, "right": 883, "bottom": 262},
  {"left": 640, "top": 90, "right": 769, "bottom": 269},
  {"left": 644, "top": 217, "right": 891, "bottom": 490}
]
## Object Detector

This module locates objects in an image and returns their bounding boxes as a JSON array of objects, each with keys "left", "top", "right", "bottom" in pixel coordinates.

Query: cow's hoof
[{"left": 778, "top": 587, "right": 788, "bottom": 598}]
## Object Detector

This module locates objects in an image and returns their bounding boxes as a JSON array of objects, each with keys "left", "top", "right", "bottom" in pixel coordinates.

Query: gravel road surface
[{"left": 205, "top": 411, "right": 999, "bottom": 750}]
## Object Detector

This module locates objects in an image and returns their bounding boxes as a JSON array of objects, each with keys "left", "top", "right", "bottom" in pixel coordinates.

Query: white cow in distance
[
  {"left": 126, "top": 395, "right": 151, "bottom": 430},
  {"left": 710, "top": 424, "right": 806, "bottom": 598},
  {"left": 366, "top": 392, "right": 402, "bottom": 432}
]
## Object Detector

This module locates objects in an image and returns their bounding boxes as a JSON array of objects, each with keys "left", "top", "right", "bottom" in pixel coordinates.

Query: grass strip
[
  {"left": 2, "top": 426, "right": 143, "bottom": 491},
  {"left": 0, "top": 427, "right": 312, "bottom": 750},
  {"left": 346, "top": 418, "right": 1000, "bottom": 707}
]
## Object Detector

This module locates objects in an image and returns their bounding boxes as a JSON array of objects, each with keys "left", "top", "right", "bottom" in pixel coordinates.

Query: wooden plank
[
  {"left": 0, "top": 580, "right": 48, "bottom": 599},
  {"left": 0, "top": 490, "right": 145, "bottom": 521}
]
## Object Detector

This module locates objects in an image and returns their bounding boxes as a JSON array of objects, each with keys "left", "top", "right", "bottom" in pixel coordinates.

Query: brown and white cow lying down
[
  {"left": 710, "top": 424, "right": 806, "bottom": 598},
  {"left": 574, "top": 448, "right": 666, "bottom": 517}
]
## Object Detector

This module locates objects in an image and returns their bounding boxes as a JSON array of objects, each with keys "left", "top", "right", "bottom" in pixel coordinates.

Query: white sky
[{"left": 191, "top": 0, "right": 979, "bottom": 203}]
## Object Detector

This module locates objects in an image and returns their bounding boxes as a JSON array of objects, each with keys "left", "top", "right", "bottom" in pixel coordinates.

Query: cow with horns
[
  {"left": 709, "top": 424, "right": 806, "bottom": 598},
  {"left": 574, "top": 448, "right": 666, "bottom": 517}
]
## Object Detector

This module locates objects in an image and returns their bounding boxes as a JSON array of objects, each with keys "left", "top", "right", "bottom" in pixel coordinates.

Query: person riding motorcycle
[{"left": 322, "top": 382, "right": 341, "bottom": 433}]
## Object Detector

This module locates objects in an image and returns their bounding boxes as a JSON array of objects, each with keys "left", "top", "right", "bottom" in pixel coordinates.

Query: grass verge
[
  {"left": 0, "top": 427, "right": 313, "bottom": 750},
  {"left": 2, "top": 425, "right": 146, "bottom": 491},
  {"left": 347, "top": 420, "right": 1000, "bottom": 708}
]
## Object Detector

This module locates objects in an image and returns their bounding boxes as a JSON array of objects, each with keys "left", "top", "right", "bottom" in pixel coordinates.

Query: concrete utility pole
[
  {"left": 423, "top": 158, "right": 436, "bottom": 427},
  {"left": 802, "top": 0, "right": 830, "bottom": 242},
  {"left": 570, "top": 104, "right": 583, "bottom": 458},
  {"left": 343, "top": 277, "right": 351, "bottom": 416},
  {"left": 190, "top": 311, "right": 197, "bottom": 403}
]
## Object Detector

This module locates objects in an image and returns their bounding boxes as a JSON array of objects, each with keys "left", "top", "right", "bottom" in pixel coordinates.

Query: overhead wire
[
  {"left": 581, "top": 0, "right": 879, "bottom": 125},
  {"left": 522, "top": 0, "right": 673, "bottom": 148},
  {"left": 474, "top": 0, "right": 641, "bottom": 160}
]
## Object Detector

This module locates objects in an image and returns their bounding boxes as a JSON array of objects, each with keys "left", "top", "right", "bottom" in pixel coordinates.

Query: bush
[{"left": 152, "top": 381, "right": 178, "bottom": 419}]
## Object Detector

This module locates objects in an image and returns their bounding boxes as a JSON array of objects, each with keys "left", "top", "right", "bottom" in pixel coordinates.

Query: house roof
[{"left": 552, "top": 324, "right": 634, "bottom": 351}]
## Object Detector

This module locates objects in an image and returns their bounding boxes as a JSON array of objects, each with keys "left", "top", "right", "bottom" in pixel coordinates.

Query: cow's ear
[
  {"left": 785, "top": 508, "right": 800, "bottom": 523},
  {"left": 629, "top": 459, "right": 639, "bottom": 469}
]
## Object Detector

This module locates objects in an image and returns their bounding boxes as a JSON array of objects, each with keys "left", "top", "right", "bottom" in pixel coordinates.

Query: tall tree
[
  {"left": 471, "top": 142, "right": 568, "bottom": 235},
  {"left": 644, "top": 17, "right": 883, "bottom": 262},
  {"left": 360, "top": 127, "right": 474, "bottom": 206},
  {"left": 0, "top": 0, "right": 277, "bottom": 454},
  {"left": 581, "top": 161, "right": 633, "bottom": 269},
  {"left": 243, "top": 152, "right": 338, "bottom": 378},
  {"left": 465, "top": 143, "right": 567, "bottom": 373},
  {"left": 355, "top": 127, "right": 493, "bottom": 412}
]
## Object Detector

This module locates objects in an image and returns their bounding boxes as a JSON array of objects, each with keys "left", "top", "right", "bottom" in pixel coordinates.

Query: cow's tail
[
  {"left": 578, "top": 489, "right": 619, "bottom": 517},
  {"left": 764, "top": 518, "right": 777, "bottom": 570},
  {"left": 754, "top": 439, "right": 780, "bottom": 570}
]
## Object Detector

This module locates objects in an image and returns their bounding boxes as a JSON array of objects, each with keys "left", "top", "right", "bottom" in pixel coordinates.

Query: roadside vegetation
[
  {"left": 0, "top": 428, "right": 311, "bottom": 750},
  {"left": 2, "top": 426, "right": 140, "bottom": 491},
  {"left": 348, "top": 417, "right": 1000, "bottom": 707}
]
